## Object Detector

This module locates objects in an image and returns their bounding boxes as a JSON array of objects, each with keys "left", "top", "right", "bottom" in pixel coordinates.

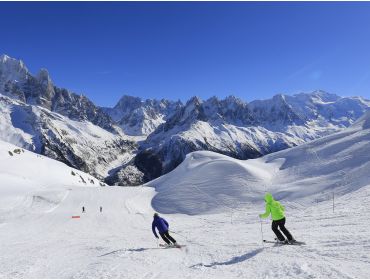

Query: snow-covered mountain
[
  {"left": 0, "top": 55, "right": 140, "bottom": 182},
  {"left": 102, "top": 95, "right": 182, "bottom": 136},
  {"left": 249, "top": 90, "right": 370, "bottom": 128},
  {"left": 1, "top": 54, "right": 370, "bottom": 186},
  {"left": 0, "top": 54, "right": 116, "bottom": 132},
  {"left": 132, "top": 92, "right": 370, "bottom": 182},
  {"left": 0, "top": 94, "right": 137, "bottom": 180}
]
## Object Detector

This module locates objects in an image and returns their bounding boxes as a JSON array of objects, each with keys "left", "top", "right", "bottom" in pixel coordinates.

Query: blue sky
[{"left": 1, "top": 2, "right": 370, "bottom": 107}]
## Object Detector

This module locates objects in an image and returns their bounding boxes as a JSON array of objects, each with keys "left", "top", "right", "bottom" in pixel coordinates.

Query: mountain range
[{"left": 1, "top": 54, "right": 370, "bottom": 185}]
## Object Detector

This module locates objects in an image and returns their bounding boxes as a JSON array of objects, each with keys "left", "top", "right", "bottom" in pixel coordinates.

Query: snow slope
[
  {"left": 1, "top": 112, "right": 370, "bottom": 277},
  {"left": 0, "top": 140, "right": 105, "bottom": 221},
  {"left": 149, "top": 110, "right": 370, "bottom": 215}
]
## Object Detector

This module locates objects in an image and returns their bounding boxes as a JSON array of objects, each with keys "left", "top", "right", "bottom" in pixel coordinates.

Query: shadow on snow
[{"left": 190, "top": 248, "right": 263, "bottom": 268}]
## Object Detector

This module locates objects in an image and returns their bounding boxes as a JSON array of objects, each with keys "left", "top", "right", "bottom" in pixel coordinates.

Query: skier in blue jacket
[{"left": 152, "top": 213, "right": 177, "bottom": 246}]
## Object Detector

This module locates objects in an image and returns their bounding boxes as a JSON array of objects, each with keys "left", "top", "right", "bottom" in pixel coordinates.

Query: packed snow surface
[{"left": 1, "top": 111, "right": 370, "bottom": 278}]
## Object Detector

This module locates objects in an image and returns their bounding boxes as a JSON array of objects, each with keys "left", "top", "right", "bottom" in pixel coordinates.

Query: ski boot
[{"left": 275, "top": 238, "right": 289, "bottom": 244}]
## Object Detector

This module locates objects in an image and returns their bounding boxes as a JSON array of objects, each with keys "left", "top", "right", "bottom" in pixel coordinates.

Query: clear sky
[{"left": 1, "top": 2, "right": 370, "bottom": 107}]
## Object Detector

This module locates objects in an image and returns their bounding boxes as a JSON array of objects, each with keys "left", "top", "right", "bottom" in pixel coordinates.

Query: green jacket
[{"left": 259, "top": 193, "right": 285, "bottom": 221}]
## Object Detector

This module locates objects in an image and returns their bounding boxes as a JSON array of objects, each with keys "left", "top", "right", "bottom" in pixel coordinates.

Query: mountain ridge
[{"left": 1, "top": 54, "right": 370, "bottom": 186}]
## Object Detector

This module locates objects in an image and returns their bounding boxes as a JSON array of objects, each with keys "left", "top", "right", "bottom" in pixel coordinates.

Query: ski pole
[
  {"left": 259, "top": 217, "right": 264, "bottom": 245},
  {"left": 169, "top": 230, "right": 187, "bottom": 239}
]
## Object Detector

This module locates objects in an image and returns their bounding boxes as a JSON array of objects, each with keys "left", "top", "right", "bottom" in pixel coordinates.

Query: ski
[
  {"left": 263, "top": 239, "right": 306, "bottom": 245},
  {"left": 159, "top": 243, "right": 186, "bottom": 249}
]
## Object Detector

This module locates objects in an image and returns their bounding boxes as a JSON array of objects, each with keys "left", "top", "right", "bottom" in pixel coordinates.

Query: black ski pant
[
  {"left": 160, "top": 231, "right": 177, "bottom": 245},
  {"left": 272, "top": 217, "right": 293, "bottom": 241}
]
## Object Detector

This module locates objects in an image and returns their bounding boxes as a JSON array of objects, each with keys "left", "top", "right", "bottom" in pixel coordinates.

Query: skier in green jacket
[{"left": 259, "top": 192, "right": 295, "bottom": 243}]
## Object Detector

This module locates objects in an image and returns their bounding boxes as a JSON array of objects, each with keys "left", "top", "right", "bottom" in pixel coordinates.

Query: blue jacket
[{"left": 152, "top": 216, "right": 169, "bottom": 238}]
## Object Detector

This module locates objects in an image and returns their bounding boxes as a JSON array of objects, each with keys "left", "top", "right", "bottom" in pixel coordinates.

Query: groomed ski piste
[{"left": 1, "top": 111, "right": 370, "bottom": 278}]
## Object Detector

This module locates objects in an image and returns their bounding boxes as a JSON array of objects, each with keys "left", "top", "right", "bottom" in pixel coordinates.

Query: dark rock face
[
  {"left": 134, "top": 150, "right": 163, "bottom": 182},
  {"left": 52, "top": 88, "right": 116, "bottom": 133},
  {"left": 104, "top": 165, "right": 145, "bottom": 186}
]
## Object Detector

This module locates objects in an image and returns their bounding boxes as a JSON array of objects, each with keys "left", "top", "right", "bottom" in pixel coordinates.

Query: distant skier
[
  {"left": 82, "top": 206, "right": 85, "bottom": 213},
  {"left": 152, "top": 213, "right": 177, "bottom": 246},
  {"left": 259, "top": 193, "right": 295, "bottom": 243},
  {"left": 100, "top": 206, "right": 102, "bottom": 213}
]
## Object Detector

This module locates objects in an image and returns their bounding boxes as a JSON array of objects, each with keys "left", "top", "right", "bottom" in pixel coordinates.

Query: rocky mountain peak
[
  {"left": 224, "top": 95, "right": 244, "bottom": 104},
  {"left": 36, "top": 68, "right": 52, "bottom": 85},
  {"left": 0, "top": 54, "right": 28, "bottom": 72},
  {"left": 0, "top": 54, "right": 30, "bottom": 88},
  {"left": 103, "top": 95, "right": 184, "bottom": 136},
  {"left": 181, "top": 96, "right": 206, "bottom": 121},
  {"left": 186, "top": 96, "right": 202, "bottom": 106},
  {"left": 0, "top": 54, "right": 116, "bottom": 133},
  {"left": 272, "top": 93, "right": 288, "bottom": 103},
  {"left": 114, "top": 95, "right": 142, "bottom": 111},
  {"left": 310, "top": 90, "right": 340, "bottom": 102}
]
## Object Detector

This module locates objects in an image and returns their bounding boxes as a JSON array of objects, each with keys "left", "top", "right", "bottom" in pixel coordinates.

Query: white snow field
[{"left": 1, "top": 112, "right": 370, "bottom": 278}]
